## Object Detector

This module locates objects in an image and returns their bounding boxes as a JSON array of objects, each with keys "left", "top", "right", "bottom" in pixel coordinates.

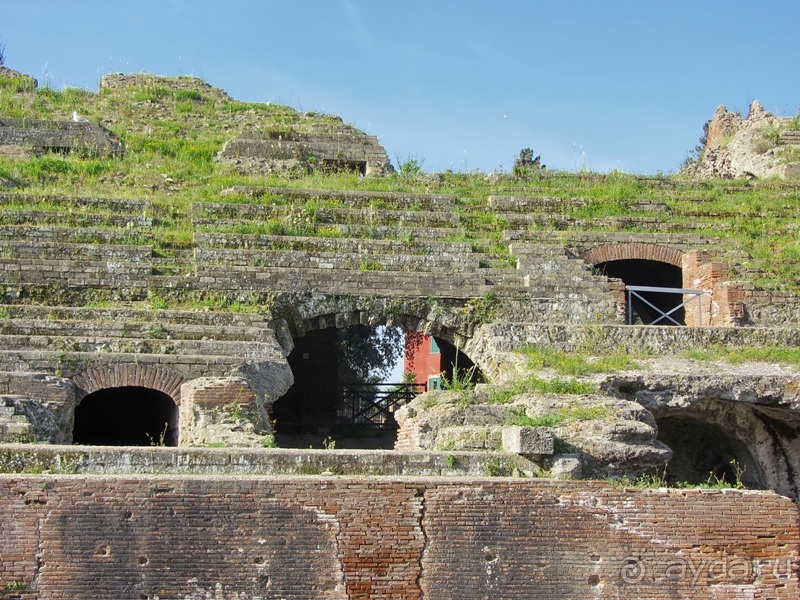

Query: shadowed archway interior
[
  {"left": 72, "top": 386, "right": 179, "bottom": 446},
  {"left": 597, "top": 259, "right": 685, "bottom": 325},
  {"left": 271, "top": 324, "right": 483, "bottom": 449},
  {"left": 657, "top": 416, "right": 764, "bottom": 488}
]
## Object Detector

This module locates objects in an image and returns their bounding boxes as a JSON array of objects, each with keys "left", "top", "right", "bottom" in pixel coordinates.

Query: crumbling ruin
[
  {"left": 686, "top": 100, "right": 800, "bottom": 179},
  {"left": 0, "top": 71, "right": 798, "bottom": 598}
]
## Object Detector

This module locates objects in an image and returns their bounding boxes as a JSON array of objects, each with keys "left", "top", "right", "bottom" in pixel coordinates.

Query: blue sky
[{"left": 2, "top": 1, "right": 799, "bottom": 173}]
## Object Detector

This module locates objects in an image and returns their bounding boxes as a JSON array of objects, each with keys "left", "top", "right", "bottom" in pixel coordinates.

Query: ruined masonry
[{"left": 0, "top": 74, "right": 799, "bottom": 599}]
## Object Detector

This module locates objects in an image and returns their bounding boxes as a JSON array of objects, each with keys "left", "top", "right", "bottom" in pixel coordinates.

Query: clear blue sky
[{"left": 3, "top": 1, "right": 799, "bottom": 174}]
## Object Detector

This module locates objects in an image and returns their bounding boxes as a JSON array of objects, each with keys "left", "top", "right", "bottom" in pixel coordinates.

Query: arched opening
[
  {"left": 656, "top": 416, "right": 764, "bottom": 488},
  {"left": 72, "top": 386, "right": 179, "bottom": 446},
  {"left": 271, "top": 324, "right": 483, "bottom": 449},
  {"left": 597, "top": 259, "right": 685, "bottom": 325}
]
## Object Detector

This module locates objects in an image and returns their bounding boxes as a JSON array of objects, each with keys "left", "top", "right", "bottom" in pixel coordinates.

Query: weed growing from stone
[{"left": 487, "top": 376, "right": 597, "bottom": 404}]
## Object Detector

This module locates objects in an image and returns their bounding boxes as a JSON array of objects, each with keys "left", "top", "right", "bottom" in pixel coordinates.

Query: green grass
[
  {"left": 0, "top": 73, "right": 799, "bottom": 295},
  {"left": 505, "top": 404, "right": 612, "bottom": 427},
  {"left": 682, "top": 345, "right": 800, "bottom": 366},
  {"left": 520, "top": 344, "right": 642, "bottom": 375},
  {"left": 487, "top": 375, "right": 597, "bottom": 404}
]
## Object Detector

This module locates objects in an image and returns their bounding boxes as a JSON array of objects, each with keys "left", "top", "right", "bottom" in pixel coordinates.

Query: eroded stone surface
[{"left": 687, "top": 101, "right": 800, "bottom": 179}]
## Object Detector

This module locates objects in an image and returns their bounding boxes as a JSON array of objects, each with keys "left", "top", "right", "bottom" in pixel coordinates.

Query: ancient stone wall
[
  {"left": 0, "top": 118, "right": 123, "bottom": 156},
  {"left": 0, "top": 476, "right": 796, "bottom": 599}
]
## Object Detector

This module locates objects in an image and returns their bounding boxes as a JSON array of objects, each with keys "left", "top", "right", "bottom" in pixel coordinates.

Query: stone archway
[
  {"left": 271, "top": 304, "right": 486, "bottom": 448},
  {"left": 651, "top": 398, "right": 800, "bottom": 496},
  {"left": 584, "top": 242, "right": 684, "bottom": 269},
  {"left": 585, "top": 242, "right": 688, "bottom": 325},
  {"left": 72, "top": 386, "right": 179, "bottom": 446}
]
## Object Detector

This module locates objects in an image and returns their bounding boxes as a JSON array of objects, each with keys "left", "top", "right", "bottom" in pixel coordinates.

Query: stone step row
[
  {"left": 194, "top": 232, "right": 475, "bottom": 255},
  {"left": 192, "top": 265, "right": 533, "bottom": 298},
  {"left": 0, "top": 193, "right": 151, "bottom": 214},
  {"left": 218, "top": 187, "right": 458, "bottom": 211},
  {"left": 499, "top": 212, "right": 714, "bottom": 233},
  {"left": 0, "top": 240, "right": 153, "bottom": 261},
  {"left": 0, "top": 318, "right": 271, "bottom": 343},
  {"left": 0, "top": 305, "right": 273, "bottom": 328},
  {"left": 488, "top": 195, "right": 672, "bottom": 214},
  {"left": 0, "top": 351, "right": 246, "bottom": 381},
  {"left": 0, "top": 256, "right": 151, "bottom": 288},
  {"left": 194, "top": 262, "right": 610, "bottom": 296},
  {"left": 192, "top": 203, "right": 462, "bottom": 228},
  {"left": 196, "top": 221, "right": 467, "bottom": 241},
  {"left": 505, "top": 229, "right": 713, "bottom": 249},
  {"left": 0, "top": 334, "right": 278, "bottom": 359},
  {"left": 778, "top": 130, "right": 800, "bottom": 145},
  {"left": 0, "top": 209, "right": 154, "bottom": 228},
  {"left": 194, "top": 246, "right": 481, "bottom": 273},
  {"left": 0, "top": 395, "right": 32, "bottom": 442},
  {"left": 0, "top": 224, "right": 153, "bottom": 245}
]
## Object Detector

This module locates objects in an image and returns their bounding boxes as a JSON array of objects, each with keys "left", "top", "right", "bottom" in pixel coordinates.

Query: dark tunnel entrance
[
  {"left": 657, "top": 416, "right": 764, "bottom": 488},
  {"left": 72, "top": 386, "right": 179, "bottom": 446},
  {"left": 597, "top": 259, "right": 685, "bottom": 325},
  {"left": 271, "top": 325, "right": 483, "bottom": 449}
]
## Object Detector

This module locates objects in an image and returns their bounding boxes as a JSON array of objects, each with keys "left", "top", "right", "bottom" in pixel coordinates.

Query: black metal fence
[{"left": 337, "top": 382, "right": 426, "bottom": 428}]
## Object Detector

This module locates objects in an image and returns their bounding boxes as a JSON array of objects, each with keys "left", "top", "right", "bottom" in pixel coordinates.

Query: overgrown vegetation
[
  {"left": 520, "top": 344, "right": 642, "bottom": 375},
  {"left": 681, "top": 344, "right": 800, "bottom": 366},
  {"left": 612, "top": 459, "right": 748, "bottom": 490},
  {"left": 505, "top": 404, "right": 611, "bottom": 427},
  {"left": 487, "top": 375, "right": 597, "bottom": 404},
  {"left": 0, "top": 73, "right": 798, "bottom": 294}
]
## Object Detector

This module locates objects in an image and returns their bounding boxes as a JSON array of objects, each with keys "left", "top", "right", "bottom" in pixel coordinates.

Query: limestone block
[{"left": 502, "top": 426, "right": 554, "bottom": 456}]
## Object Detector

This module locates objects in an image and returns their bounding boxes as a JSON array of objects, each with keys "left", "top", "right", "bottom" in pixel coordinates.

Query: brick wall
[
  {"left": 682, "top": 250, "right": 746, "bottom": 326},
  {"left": 0, "top": 476, "right": 796, "bottom": 599}
]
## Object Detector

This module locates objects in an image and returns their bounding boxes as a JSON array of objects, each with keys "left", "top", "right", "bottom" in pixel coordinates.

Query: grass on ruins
[{"left": 0, "top": 74, "right": 798, "bottom": 293}]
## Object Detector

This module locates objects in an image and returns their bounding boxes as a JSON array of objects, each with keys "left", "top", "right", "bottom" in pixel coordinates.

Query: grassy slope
[{"left": 0, "top": 73, "right": 798, "bottom": 291}]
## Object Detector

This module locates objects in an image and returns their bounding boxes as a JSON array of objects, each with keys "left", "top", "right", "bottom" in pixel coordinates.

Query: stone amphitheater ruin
[{"left": 0, "top": 70, "right": 799, "bottom": 598}]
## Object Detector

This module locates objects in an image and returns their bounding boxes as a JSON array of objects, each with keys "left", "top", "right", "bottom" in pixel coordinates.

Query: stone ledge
[{"left": 0, "top": 444, "right": 537, "bottom": 477}]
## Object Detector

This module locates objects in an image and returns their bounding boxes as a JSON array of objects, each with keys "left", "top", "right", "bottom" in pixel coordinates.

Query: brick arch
[
  {"left": 72, "top": 364, "right": 185, "bottom": 404},
  {"left": 583, "top": 242, "right": 683, "bottom": 268}
]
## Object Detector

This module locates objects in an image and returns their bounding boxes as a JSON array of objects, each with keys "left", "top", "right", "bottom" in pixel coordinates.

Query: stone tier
[{"left": 220, "top": 187, "right": 457, "bottom": 211}]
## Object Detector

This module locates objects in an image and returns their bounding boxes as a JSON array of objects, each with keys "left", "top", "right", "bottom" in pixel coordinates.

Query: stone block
[
  {"left": 502, "top": 426, "right": 554, "bottom": 456},
  {"left": 551, "top": 454, "right": 582, "bottom": 480}
]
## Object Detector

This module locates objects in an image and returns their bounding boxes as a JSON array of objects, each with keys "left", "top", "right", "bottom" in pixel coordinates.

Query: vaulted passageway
[
  {"left": 72, "top": 386, "right": 179, "bottom": 446},
  {"left": 271, "top": 324, "right": 482, "bottom": 449}
]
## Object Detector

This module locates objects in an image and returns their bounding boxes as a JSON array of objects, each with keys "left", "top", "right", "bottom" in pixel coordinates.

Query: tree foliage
[{"left": 337, "top": 325, "right": 404, "bottom": 383}]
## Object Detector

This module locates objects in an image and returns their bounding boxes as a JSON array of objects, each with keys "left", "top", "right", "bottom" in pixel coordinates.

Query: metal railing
[
  {"left": 337, "top": 382, "right": 426, "bottom": 428},
  {"left": 626, "top": 285, "right": 711, "bottom": 326}
]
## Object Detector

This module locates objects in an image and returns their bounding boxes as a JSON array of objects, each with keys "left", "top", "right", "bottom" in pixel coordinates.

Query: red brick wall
[
  {"left": 682, "top": 250, "right": 746, "bottom": 326},
  {"left": 0, "top": 476, "right": 797, "bottom": 599}
]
